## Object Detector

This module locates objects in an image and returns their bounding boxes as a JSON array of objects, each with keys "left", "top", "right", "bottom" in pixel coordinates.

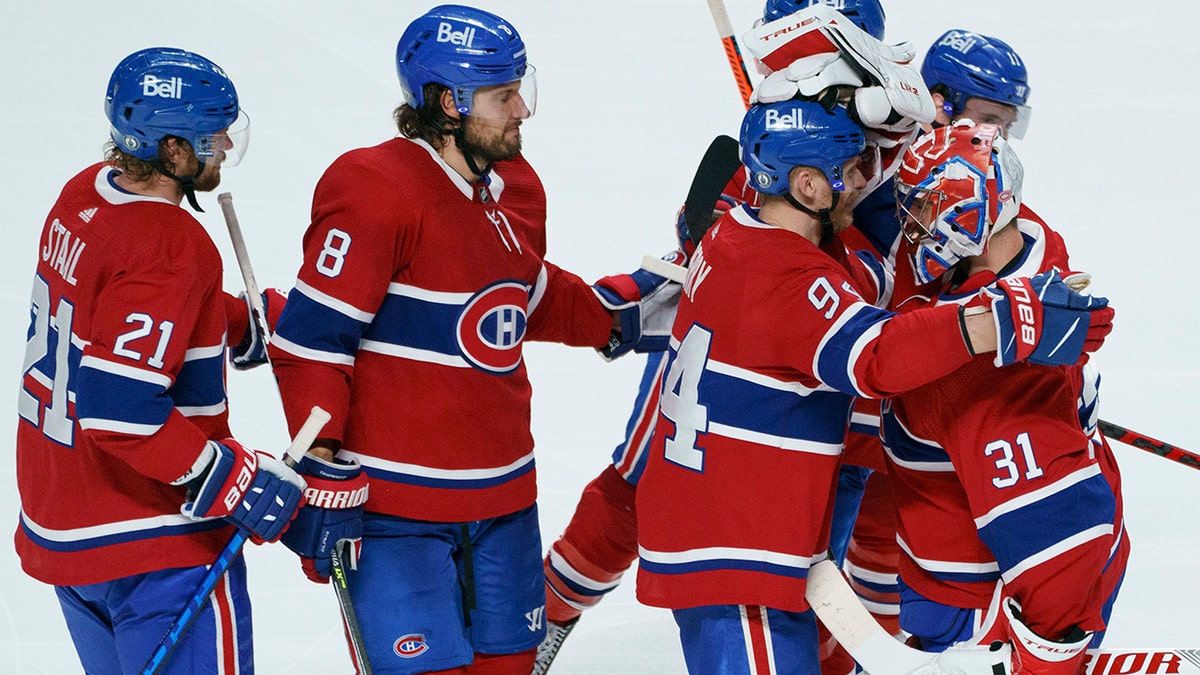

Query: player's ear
[
  {"left": 439, "top": 89, "right": 461, "bottom": 120},
  {"left": 790, "top": 166, "right": 818, "bottom": 201}
]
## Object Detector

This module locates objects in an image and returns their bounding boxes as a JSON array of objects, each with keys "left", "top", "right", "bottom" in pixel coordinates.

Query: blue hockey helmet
[
  {"left": 740, "top": 100, "right": 866, "bottom": 195},
  {"left": 105, "top": 47, "right": 248, "bottom": 165},
  {"left": 922, "top": 30, "right": 1030, "bottom": 135},
  {"left": 396, "top": 4, "right": 536, "bottom": 116},
  {"left": 762, "top": 0, "right": 886, "bottom": 40}
]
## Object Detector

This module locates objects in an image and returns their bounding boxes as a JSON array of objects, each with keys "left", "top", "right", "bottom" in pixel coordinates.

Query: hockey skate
[{"left": 531, "top": 617, "right": 579, "bottom": 675}]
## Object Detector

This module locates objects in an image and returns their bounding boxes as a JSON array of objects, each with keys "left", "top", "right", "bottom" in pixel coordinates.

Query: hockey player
[
  {"left": 633, "top": 99, "right": 1113, "bottom": 675},
  {"left": 923, "top": 29, "right": 1031, "bottom": 139},
  {"left": 882, "top": 121, "right": 1128, "bottom": 674},
  {"left": 15, "top": 47, "right": 307, "bottom": 673},
  {"left": 841, "top": 27, "right": 1037, "bottom": 642},
  {"left": 266, "top": 5, "right": 676, "bottom": 675},
  {"left": 534, "top": 3, "right": 894, "bottom": 672}
]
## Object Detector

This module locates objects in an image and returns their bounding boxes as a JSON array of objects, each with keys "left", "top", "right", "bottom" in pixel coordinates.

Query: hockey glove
[
  {"left": 1003, "top": 598, "right": 1091, "bottom": 675},
  {"left": 182, "top": 439, "right": 307, "bottom": 543},
  {"left": 592, "top": 252, "right": 684, "bottom": 361},
  {"left": 229, "top": 288, "right": 287, "bottom": 370},
  {"left": 983, "top": 271, "right": 1115, "bottom": 368},
  {"left": 279, "top": 453, "right": 369, "bottom": 584}
]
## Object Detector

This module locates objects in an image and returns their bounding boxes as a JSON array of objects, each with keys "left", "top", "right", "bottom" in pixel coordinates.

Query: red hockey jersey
[
  {"left": 635, "top": 205, "right": 979, "bottom": 613},
  {"left": 883, "top": 210, "right": 1129, "bottom": 638},
  {"left": 16, "top": 164, "right": 237, "bottom": 585},
  {"left": 269, "top": 138, "right": 612, "bottom": 523}
]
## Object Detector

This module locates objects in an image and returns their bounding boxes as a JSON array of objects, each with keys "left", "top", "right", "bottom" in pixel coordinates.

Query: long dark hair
[{"left": 394, "top": 83, "right": 457, "bottom": 150}]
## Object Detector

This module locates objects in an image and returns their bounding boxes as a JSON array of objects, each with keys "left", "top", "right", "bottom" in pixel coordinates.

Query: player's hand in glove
[
  {"left": 745, "top": 4, "right": 933, "bottom": 129},
  {"left": 181, "top": 439, "right": 307, "bottom": 543},
  {"left": 280, "top": 453, "right": 369, "bottom": 583},
  {"left": 982, "top": 271, "right": 1114, "bottom": 367},
  {"left": 592, "top": 252, "right": 685, "bottom": 361},
  {"left": 228, "top": 288, "right": 287, "bottom": 370}
]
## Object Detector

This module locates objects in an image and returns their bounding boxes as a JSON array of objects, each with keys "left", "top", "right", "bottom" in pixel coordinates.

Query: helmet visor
[
  {"left": 461, "top": 66, "right": 538, "bottom": 121},
  {"left": 1006, "top": 105, "right": 1031, "bottom": 140},
  {"left": 195, "top": 111, "right": 250, "bottom": 167}
]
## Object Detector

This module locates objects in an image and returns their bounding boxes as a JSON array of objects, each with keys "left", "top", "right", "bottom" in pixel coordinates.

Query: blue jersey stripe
[
  {"left": 20, "top": 514, "right": 227, "bottom": 552},
  {"left": 978, "top": 471, "right": 1116, "bottom": 574},
  {"left": 75, "top": 365, "right": 174, "bottom": 428},
  {"left": 700, "top": 365, "right": 851, "bottom": 448},
  {"left": 814, "top": 303, "right": 892, "bottom": 397},
  {"left": 169, "top": 352, "right": 225, "bottom": 409},
  {"left": 362, "top": 458, "right": 535, "bottom": 490},
  {"left": 274, "top": 289, "right": 370, "bottom": 359}
]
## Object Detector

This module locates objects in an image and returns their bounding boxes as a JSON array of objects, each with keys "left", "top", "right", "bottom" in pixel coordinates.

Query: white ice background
[{"left": 0, "top": 1, "right": 1197, "bottom": 672}]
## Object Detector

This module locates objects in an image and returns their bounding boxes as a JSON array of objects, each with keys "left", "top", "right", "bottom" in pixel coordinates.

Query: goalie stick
[
  {"left": 706, "top": 0, "right": 754, "bottom": 108},
  {"left": 217, "top": 192, "right": 374, "bottom": 674},
  {"left": 1098, "top": 420, "right": 1200, "bottom": 471},
  {"left": 807, "top": 559, "right": 1200, "bottom": 675},
  {"left": 141, "top": 406, "right": 331, "bottom": 675},
  {"left": 683, "top": 134, "right": 743, "bottom": 247}
]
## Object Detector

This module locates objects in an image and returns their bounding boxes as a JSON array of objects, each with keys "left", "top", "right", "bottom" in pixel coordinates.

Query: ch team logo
[
  {"left": 394, "top": 633, "right": 428, "bottom": 658},
  {"left": 456, "top": 280, "right": 529, "bottom": 374}
]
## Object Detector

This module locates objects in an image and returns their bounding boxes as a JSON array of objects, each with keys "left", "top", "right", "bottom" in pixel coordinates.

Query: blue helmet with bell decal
[
  {"left": 740, "top": 100, "right": 866, "bottom": 195},
  {"left": 396, "top": 4, "right": 533, "bottom": 116},
  {"left": 105, "top": 47, "right": 246, "bottom": 164}
]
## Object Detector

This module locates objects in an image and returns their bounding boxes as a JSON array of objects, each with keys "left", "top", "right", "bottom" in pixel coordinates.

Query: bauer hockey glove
[
  {"left": 983, "top": 270, "right": 1115, "bottom": 368},
  {"left": 592, "top": 252, "right": 684, "bottom": 361},
  {"left": 181, "top": 439, "right": 307, "bottom": 543},
  {"left": 229, "top": 288, "right": 287, "bottom": 370},
  {"left": 280, "top": 453, "right": 369, "bottom": 583}
]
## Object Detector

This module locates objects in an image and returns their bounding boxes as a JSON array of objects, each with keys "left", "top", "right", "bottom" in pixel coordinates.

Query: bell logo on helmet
[
  {"left": 937, "top": 31, "right": 977, "bottom": 55},
  {"left": 436, "top": 21, "right": 476, "bottom": 47},
  {"left": 141, "top": 75, "right": 184, "bottom": 99},
  {"left": 765, "top": 107, "right": 803, "bottom": 130}
]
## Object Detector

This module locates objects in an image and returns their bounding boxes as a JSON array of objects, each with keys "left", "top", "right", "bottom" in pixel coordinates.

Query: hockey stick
[
  {"left": 141, "top": 406, "right": 331, "bottom": 675},
  {"left": 706, "top": 0, "right": 755, "bottom": 108},
  {"left": 683, "top": 135, "right": 743, "bottom": 246},
  {"left": 807, "top": 559, "right": 1200, "bottom": 675},
  {"left": 218, "top": 192, "right": 271, "bottom": 357},
  {"left": 330, "top": 540, "right": 373, "bottom": 674},
  {"left": 1098, "top": 419, "right": 1200, "bottom": 471},
  {"left": 217, "top": 192, "right": 374, "bottom": 672}
]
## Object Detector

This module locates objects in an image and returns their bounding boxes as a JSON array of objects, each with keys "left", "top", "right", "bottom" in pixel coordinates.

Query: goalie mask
[{"left": 895, "top": 120, "right": 1023, "bottom": 284}]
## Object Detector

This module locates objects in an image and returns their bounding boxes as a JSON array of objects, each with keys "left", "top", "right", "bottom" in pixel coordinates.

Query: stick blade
[{"left": 683, "top": 135, "right": 743, "bottom": 246}]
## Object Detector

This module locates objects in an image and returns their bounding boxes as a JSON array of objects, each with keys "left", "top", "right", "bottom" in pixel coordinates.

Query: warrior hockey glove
[
  {"left": 229, "top": 288, "right": 287, "bottom": 370},
  {"left": 280, "top": 453, "right": 369, "bottom": 584},
  {"left": 592, "top": 252, "right": 684, "bottom": 361},
  {"left": 182, "top": 439, "right": 307, "bottom": 543},
  {"left": 983, "top": 271, "right": 1115, "bottom": 368}
]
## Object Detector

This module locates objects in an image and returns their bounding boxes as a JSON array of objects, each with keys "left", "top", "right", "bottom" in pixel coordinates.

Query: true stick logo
[
  {"left": 142, "top": 75, "right": 184, "bottom": 99},
  {"left": 436, "top": 21, "right": 475, "bottom": 47}
]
